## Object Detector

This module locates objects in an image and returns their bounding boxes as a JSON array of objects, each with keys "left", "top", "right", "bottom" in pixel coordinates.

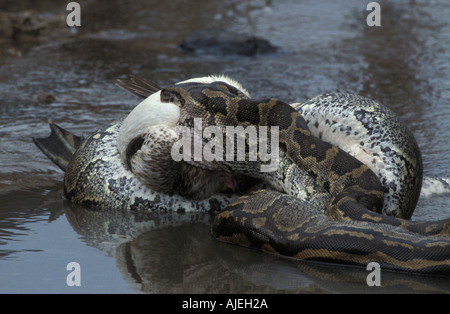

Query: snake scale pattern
[
  {"left": 62, "top": 121, "right": 235, "bottom": 212},
  {"left": 293, "top": 94, "right": 423, "bottom": 219},
  {"left": 160, "top": 81, "right": 450, "bottom": 276},
  {"left": 34, "top": 76, "right": 450, "bottom": 276}
]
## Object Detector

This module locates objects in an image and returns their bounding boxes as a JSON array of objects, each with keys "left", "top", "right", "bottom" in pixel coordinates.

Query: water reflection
[
  {"left": 0, "top": 183, "right": 64, "bottom": 259},
  {"left": 65, "top": 203, "right": 450, "bottom": 294}
]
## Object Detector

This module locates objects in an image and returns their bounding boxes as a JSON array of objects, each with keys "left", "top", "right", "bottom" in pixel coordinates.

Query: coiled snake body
[
  {"left": 160, "top": 81, "right": 450, "bottom": 276},
  {"left": 61, "top": 121, "right": 236, "bottom": 212},
  {"left": 34, "top": 76, "right": 450, "bottom": 276}
]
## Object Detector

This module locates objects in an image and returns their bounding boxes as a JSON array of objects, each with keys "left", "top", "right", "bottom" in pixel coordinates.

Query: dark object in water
[{"left": 180, "top": 29, "right": 279, "bottom": 56}]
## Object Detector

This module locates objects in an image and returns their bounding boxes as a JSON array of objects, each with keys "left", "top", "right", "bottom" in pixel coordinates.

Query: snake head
[
  {"left": 160, "top": 82, "right": 210, "bottom": 107},
  {"left": 160, "top": 87, "right": 186, "bottom": 107}
]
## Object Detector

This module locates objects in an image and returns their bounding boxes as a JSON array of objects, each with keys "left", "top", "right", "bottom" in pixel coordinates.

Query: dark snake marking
[{"left": 160, "top": 82, "right": 450, "bottom": 276}]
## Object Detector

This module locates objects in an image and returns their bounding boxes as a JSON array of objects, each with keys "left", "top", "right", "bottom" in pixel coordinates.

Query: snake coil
[{"left": 160, "top": 81, "right": 450, "bottom": 276}]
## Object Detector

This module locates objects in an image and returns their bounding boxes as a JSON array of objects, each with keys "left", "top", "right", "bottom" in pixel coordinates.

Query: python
[
  {"left": 170, "top": 117, "right": 280, "bottom": 173},
  {"left": 33, "top": 75, "right": 450, "bottom": 275}
]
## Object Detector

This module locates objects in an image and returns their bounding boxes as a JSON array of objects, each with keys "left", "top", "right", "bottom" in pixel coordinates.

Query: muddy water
[{"left": 0, "top": 0, "right": 449, "bottom": 293}]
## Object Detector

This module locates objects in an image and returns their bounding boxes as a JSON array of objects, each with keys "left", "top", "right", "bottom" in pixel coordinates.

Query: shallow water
[{"left": 0, "top": 0, "right": 449, "bottom": 293}]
